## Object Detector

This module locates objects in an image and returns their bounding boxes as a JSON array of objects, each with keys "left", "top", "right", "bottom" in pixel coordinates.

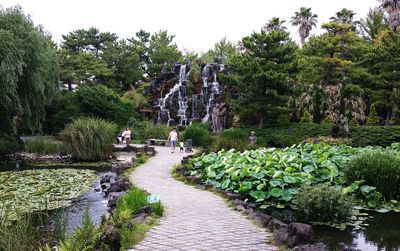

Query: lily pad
[{"left": 0, "top": 168, "right": 97, "bottom": 220}]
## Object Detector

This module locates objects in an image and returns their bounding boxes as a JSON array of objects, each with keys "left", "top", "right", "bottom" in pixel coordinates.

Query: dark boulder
[
  {"left": 275, "top": 227, "right": 289, "bottom": 245},
  {"left": 267, "top": 219, "right": 288, "bottom": 231},
  {"left": 129, "top": 213, "right": 148, "bottom": 226},
  {"left": 139, "top": 206, "right": 153, "bottom": 215},
  {"left": 287, "top": 223, "right": 315, "bottom": 247},
  {"left": 254, "top": 212, "right": 272, "bottom": 227}
]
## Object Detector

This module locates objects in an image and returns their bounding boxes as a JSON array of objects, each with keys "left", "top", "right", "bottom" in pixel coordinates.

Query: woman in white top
[{"left": 122, "top": 128, "right": 132, "bottom": 145}]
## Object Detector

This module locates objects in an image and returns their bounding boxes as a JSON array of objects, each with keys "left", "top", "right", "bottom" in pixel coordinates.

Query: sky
[{"left": 1, "top": 0, "right": 380, "bottom": 53}]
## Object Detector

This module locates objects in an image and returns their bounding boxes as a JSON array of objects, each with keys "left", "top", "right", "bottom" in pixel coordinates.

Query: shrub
[
  {"left": 301, "top": 136, "right": 351, "bottom": 145},
  {"left": 182, "top": 123, "right": 213, "bottom": 147},
  {"left": 349, "top": 117, "right": 359, "bottom": 126},
  {"left": 61, "top": 117, "right": 117, "bottom": 161},
  {"left": 143, "top": 124, "right": 170, "bottom": 140},
  {"left": 116, "top": 188, "right": 149, "bottom": 217},
  {"left": 300, "top": 111, "right": 313, "bottom": 123},
  {"left": 343, "top": 151, "right": 400, "bottom": 200},
  {"left": 322, "top": 115, "right": 334, "bottom": 124},
  {"left": 212, "top": 128, "right": 249, "bottom": 151},
  {"left": 351, "top": 126, "right": 400, "bottom": 147},
  {"left": 277, "top": 114, "right": 290, "bottom": 125},
  {"left": 46, "top": 85, "right": 139, "bottom": 133},
  {"left": 24, "top": 136, "right": 67, "bottom": 155},
  {"left": 292, "top": 183, "right": 354, "bottom": 223},
  {"left": 0, "top": 133, "right": 21, "bottom": 154},
  {"left": 150, "top": 201, "right": 164, "bottom": 217},
  {"left": 367, "top": 105, "right": 380, "bottom": 125}
]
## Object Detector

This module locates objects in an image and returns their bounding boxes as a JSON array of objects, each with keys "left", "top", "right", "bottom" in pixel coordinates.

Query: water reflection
[{"left": 260, "top": 207, "right": 400, "bottom": 251}]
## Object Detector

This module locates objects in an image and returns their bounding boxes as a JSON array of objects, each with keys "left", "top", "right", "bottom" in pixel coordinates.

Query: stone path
[{"left": 129, "top": 146, "right": 278, "bottom": 251}]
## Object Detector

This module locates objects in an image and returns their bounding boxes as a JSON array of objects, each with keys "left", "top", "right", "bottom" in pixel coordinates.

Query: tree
[
  {"left": 298, "top": 21, "right": 370, "bottom": 122},
  {"left": 0, "top": 6, "right": 59, "bottom": 134},
  {"left": 380, "top": 0, "right": 400, "bottom": 31},
  {"left": 365, "top": 30, "right": 400, "bottom": 124},
  {"left": 331, "top": 8, "right": 358, "bottom": 26},
  {"left": 146, "top": 30, "right": 183, "bottom": 77},
  {"left": 291, "top": 7, "right": 318, "bottom": 44},
  {"left": 61, "top": 27, "right": 117, "bottom": 57},
  {"left": 262, "top": 17, "right": 287, "bottom": 32},
  {"left": 360, "top": 8, "right": 389, "bottom": 41},
  {"left": 228, "top": 29, "right": 297, "bottom": 128}
]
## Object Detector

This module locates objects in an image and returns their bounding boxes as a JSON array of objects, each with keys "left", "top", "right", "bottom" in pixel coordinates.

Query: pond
[
  {"left": 0, "top": 161, "right": 109, "bottom": 232},
  {"left": 264, "top": 208, "right": 400, "bottom": 251}
]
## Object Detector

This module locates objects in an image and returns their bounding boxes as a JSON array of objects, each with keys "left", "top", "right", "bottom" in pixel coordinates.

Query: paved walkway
[{"left": 129, "top": 146, "right": 278, "bottom": 251}]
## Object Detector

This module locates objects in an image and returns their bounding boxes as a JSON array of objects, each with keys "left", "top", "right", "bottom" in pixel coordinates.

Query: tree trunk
[
  {"left": 386, "top": 108, "right": 391, "bottom": 125},
  {"left": 258, "top": 113, "right": 264, "bottom": 129}
]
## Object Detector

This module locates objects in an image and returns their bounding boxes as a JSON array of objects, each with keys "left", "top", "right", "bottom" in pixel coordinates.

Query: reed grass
[{"left": 61, "top": 117, "right": 117, "bottom": 161}]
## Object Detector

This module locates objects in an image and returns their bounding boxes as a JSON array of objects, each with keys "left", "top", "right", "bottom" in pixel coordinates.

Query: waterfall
[
  {"left": 202, "top": 70, "right": 220, "bottom": 123},
  {"left": 158, "top": 64, "right": 188, "bottom": 126}
]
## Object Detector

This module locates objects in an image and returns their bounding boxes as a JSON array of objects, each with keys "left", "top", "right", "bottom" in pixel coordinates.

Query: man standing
[{"left": 168, "top": 128, "right": 178, "bottom": 153}]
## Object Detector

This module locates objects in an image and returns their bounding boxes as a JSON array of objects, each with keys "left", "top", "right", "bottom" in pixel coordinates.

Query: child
[{"left": 179, "top": 141, "right": 184, "bottom": 153}]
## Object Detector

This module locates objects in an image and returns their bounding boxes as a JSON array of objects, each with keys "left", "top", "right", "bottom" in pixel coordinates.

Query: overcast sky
[{"left": 1, "top": 0, "right": 379, "bottom": 53}]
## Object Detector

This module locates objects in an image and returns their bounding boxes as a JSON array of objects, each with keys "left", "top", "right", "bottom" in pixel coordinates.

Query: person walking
[{"left": 167, "top": 128, "right": 178, "bottom": 153}]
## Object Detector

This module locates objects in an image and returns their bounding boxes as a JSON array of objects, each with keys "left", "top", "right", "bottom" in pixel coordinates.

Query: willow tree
[
  {"left": 0, "top": 6, "right": 59, "bottom": 134},
  {"left": 291, "top": 7, "right": 318, "bottom": 44}
]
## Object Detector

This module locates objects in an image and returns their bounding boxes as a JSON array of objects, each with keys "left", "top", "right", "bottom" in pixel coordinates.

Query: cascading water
[
  {"left": 202, "top": 71, "right": 220, "bottom": 123},
  {"left": 154, "top": 60, "right": 225, "bottom": 126},
  {"left": 157, "top": 64, "right": 189, "bottom": 126}
]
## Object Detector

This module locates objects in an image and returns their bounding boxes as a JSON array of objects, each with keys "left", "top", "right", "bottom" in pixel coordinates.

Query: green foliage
[
  {"left": 182, "top": 123, "right": 213, "bottom": 147},
  {"left": 24, "top": 137, "right": 67, "bottom": 155},
  {"left": 293, "top": 183, "right": 354, "bottom": 223},
  {"left": 322, "top": 115, "right": 334, "bottom": 124},
  {"left": 0, "top": 169, "right": 97, "bottom": 220},
  {"left": 146, "top": 30, "right": 183, "bottom": 78},
  {"left": 351, "top": 126, "right": 400, "bottom": 147},
  {"left": 120, "top": 224, "right": 149, "bottom": 249},
  {"left": 344, "top": 150, "right": 400, "bottom": 200},
  {"left": 367, "top": 105, "right": 380, "bottom": 125},
  {"left": 0, "top": 212, "right": 37, "bottom": 251},
  {"left": 300, "top": 111, "right": 313, "bottom": 123},
  {"left": 0, "top": 133, "right": 21, "bottom": 154},
  {"left": 192, "top": 143, "right": 400, "bottom": 212},
  {"left": 61, "top": 117, "right": 117, "bottom": 161},
  {"left": 116, "top": 189, "right": 149, "bottom": 218},
  {"left": 144, "top": 124, "right": 170, "bottom": 140},
  {"left": 277, "top": 114, "right": 290, "bottom": 125},
  {"left": 150, "top": 202, "right": 164, "bottom": 217},
  {"left": 57, "top": 209, "right": 101, "bottom": 251},
  {"left": 0, "top": 6, "right": 59, "bottom": 134},
  {"left": 228, "top": 29, "right": 297, "bottom": 127},
  {"left": 212, "top": 128, "right": 249, "bottom": 152},
  {"left": 350, "top": 117, "right": 359, "bottom": 126},
  {"left": 46, "top": 85, "right": 139, "bottom": 132}
]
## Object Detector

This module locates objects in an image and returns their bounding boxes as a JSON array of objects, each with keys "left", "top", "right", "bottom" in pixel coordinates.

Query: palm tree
[
  {"left": 291, "top": 7, "right": 318, "bottom": 44},
  {"left": 380, "top": 0, "right": 400, "bottom": 31},
  {"left": 262, "top": 17, "right": 287, "bottom": 32},
  {"left": 331, "top": 8, "right": 357, "bottom": 25}
]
